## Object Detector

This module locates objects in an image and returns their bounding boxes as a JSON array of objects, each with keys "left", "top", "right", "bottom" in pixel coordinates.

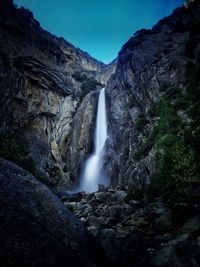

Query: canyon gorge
[{"left": 0, "top": 0, "right": 200, "bottom": 266}]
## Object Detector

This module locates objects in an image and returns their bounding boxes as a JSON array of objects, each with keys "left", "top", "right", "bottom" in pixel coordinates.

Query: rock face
[
  {"left": 0, "top": 158, "right": 108, "bottom": 267},
  {"left": 105, "top": 0, "right": 200, "bottom": 188},
  {"left": 1, "top": 0, "right": 200, "bottom": 192},
  {"left": 1, "top": 1, "right": 200, "bottom": 266},
  {"left": 0, "top": 0, "right": 115, "bottom": 186},
  {"left": 66, "top": 90, "right": 99, "bottom": 182}
]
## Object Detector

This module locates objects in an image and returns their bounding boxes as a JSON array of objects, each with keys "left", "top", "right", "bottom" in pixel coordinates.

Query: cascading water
[{"left": 79, "top": 87, "right": 108, "bottom": 193}]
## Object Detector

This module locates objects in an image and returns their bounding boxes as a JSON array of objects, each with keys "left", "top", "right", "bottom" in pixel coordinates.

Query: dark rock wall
[{"left": 105, "top": 0, "right": 200, "bottom": 189}]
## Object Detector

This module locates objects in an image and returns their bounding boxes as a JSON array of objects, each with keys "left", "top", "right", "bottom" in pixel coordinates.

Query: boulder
[
  {"left": 151, "top": 234, "right": 200, "bottom": 267},
  {"left": 154, "top": 212, "right": 172, "bottom": 231},
  {"left": 94, "top": 192, "right": 112, "bottom": 204},
  {"left": 87, "top": 216, "right": 108, "bottom": 228},
  {"left": 0, "top": 158, "right": 107, "bottom": 267},
  {"left": 180, "top": 214, "right": 200, "bottom": 234}
]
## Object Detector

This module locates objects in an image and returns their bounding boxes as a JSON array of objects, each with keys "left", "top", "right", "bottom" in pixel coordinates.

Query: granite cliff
[
  {"left": 105, "top": 0, "right": 200, "bottom": 191},
  {"left": 1, "top": 0, "right": 200, "bottom": 266},
  {"left": 0, "top": 0, "right": 116, "bottom": 188}
]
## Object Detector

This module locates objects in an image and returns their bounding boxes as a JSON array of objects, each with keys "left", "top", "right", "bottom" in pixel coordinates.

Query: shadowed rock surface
[{"left": 0, "top": 158, "right": 108, "bottom": 267}]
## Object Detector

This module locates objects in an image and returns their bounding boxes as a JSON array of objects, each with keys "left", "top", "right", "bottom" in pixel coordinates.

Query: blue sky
[{"left": 14, "top": 0, "right": 185, "bottom": 63}]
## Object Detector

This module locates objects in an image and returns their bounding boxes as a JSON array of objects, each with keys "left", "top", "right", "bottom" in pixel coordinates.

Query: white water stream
[{"left": 79, "top": 88, "right": 108, "bottom": 193}]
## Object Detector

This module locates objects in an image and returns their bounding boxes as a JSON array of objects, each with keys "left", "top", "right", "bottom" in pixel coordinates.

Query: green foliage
[
  {"left": 153, "top": 97, "right": 183, "bottom": 140},
  {"left": 48, "top": 165, "right": 63, "bottom": 184},
  {"left": 185, "top": 61, "right": 200, "bottom": 152},
  {"left": 72, "top": 72, "right": 88, "bottom": 82},
  {"left": 80, "top": 78, "right": 102, "bottom": 100},
  {"left": 147, "top": 83, "right": 200, "bottom": 206},
  {"left": 72, "top": 71, "right": 102, "bottom": 100},
  {"left": 48, "top": 165, "right": 66, "bottom": 185},
  {"left": 134, "top": 133, "right": 155, "bottom": 160},
  {"left": 0, "top": 133, "right": 42, "bottom": 180}
]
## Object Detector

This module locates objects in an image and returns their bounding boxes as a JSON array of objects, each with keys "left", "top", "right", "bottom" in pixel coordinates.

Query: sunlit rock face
[
  {"left": 0, "top": 1, "right": 115, "bottom": 186},
  {"left": 105, "top": 0, "right": 200, "bottom": 189}
]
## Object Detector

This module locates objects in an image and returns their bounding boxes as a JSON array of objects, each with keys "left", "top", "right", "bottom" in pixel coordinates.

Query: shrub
[
  {"left": 72, "top": 72, "right": 88, "bottom": 82},
  {"left": 0, "top": 133, "right": 42, "bottom": 180},
  {"left": 134, "top": 133, "right": 155, "bottom": 160},
  {"left": 80, "top": 79, "right": 102, "bottom": 100}
]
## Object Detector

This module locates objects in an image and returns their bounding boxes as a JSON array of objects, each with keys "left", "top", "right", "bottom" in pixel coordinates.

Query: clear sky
[{"left": 14, "top": 0, "right": 185, "bottom": 64}]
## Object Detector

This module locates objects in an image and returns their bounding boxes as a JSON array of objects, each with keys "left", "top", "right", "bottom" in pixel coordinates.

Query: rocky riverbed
[{"left": 63, "top": 187, "right": 200, "bottom": 267}]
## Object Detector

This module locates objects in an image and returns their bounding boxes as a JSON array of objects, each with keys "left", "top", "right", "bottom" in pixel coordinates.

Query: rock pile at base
[{"left": 64, "top": 188, "right": 200, "bottom": 267}]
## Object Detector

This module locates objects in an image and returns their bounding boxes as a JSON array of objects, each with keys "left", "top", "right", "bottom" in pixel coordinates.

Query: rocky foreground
[
  {"left": 64, "top": 187, "right": 200, "bottom": 267},
  {"left": 1, "top": 157, "right": 199, "bottom": 267}
]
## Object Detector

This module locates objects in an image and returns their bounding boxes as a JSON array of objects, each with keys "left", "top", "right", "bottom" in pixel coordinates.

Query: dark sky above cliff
[{"left": 14, "top": 0, "right": 184, "bottom": 64}]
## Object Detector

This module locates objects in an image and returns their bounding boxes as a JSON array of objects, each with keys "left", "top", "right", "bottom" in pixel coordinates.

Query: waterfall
[{"left": 79, "top": 88, "right": 108, "bottom": 193}]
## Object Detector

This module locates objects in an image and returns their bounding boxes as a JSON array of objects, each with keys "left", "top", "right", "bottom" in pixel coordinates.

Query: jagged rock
[
  {"left": 94, "top": 192, "right": 112, "bottom": 204},
  {"left": 110, "top": 190, "right": 127, "bottom": 202}
]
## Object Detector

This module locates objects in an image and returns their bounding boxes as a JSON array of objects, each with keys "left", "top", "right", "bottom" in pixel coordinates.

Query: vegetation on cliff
[
  {"left": 148, "top": 59, "right": 200, "bottom": 206},
  {"left": 0, "top": 133, "right": 42, "bottom": 180}
]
